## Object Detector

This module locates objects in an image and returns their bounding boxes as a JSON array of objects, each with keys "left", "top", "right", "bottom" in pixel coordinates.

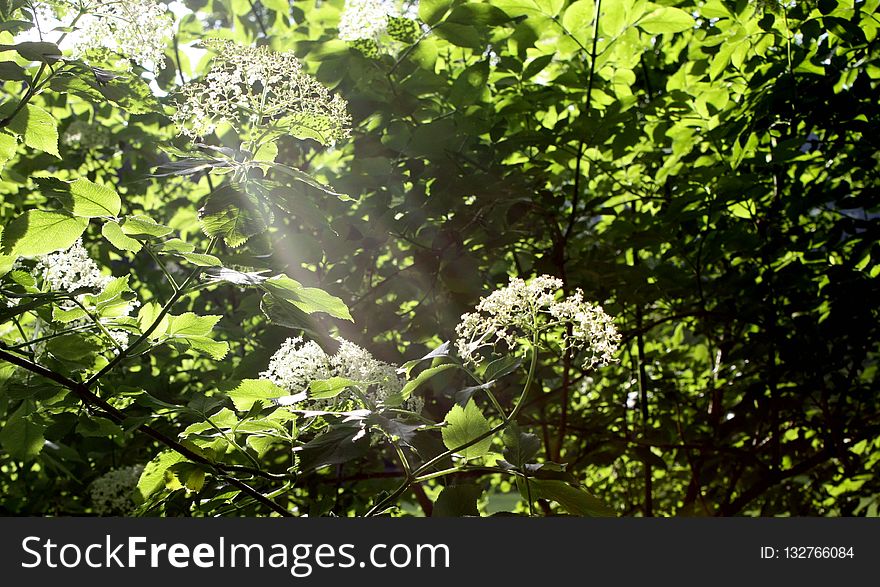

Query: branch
[{"left": 0, "top": 348, "right": 292, "bottom": 517}]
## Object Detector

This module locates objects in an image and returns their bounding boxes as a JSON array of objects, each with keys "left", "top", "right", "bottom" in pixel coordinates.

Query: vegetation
[{"left": 0, "top": 0, "right": 878, "bottom": 517}]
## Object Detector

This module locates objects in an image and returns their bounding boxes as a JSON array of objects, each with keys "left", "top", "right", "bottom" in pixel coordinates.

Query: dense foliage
[{"left": 1, "top": 0, "right": 878, "bottom": 517}]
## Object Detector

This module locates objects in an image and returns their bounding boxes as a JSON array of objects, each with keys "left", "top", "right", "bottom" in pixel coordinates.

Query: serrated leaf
[
  {"left": 483, "top": 355, "right": 522, "bottom": 381},
  {"left": 166, "top": 313, "right": 221, "bottom": 337},
  {"left": 432, "top": 484, "right": 482, "bottom": 517},
  {"left": 0, "top": 131, "right": 16, "bottom": 170},
  {"left": 137, "top": 451, "right": 185, "bottom": 499},
  {"left": 227, "top": 379, "right": 289, "bottom": 411},
  {"left": 399, "top": 341, "right": 451, "bottom": 377},
  {"left": 120, "top": 215, "right": 173, "bottom": 239},
  {"left": 454, "top": 380, "right": 495, "bottom": 406},
  {"left": 400, "top": 363, "right": 456, "bottom": 401},
  {"left": 102, "top": 221, "right": 142, "bottom": 252},
  {"left": 272, "top": 163, "right": 351, "bottom": 200},
  {"left": 199, "top": 184, "right": 271, "bottom": 248},
  {"left": 446, "top": 3, "right": 511, "bottom": 25},
  {"left": 525, "top": 479, "right": 614, "bottom": 516},
  {"left": 561, "top": 0, "right": 596, "bottom": 46},
  {"left": 502, "top": 424, "right": 541, "bottom": 468},
  {"left": 7, "top": 103, "right": 59, "bottom": 157},
  {"left": 1, "top": 210, "right": 87, "bottom": 256},
  {"left": 441, "top": 398, "right": 493, "bottom": 460},
  {"left": 0, "top": 41, "right": 61, "bottom": 62},
  {"left": 309, "top": 376, "right": 358, "bottom": 400},
  {"left": 67, "top": 178, "right": 121, "bottom": 217},
  {"left": 419, "top": 0, "right": 453, "bottom": 25},
  {"left": 263, "top": 275, "right": 353, "bottom": 321},
  {"left": 176, "top": 252, "right": 222, "bottom": 267},
  {"left": 637, "top": 6, "right": 695, "bottom": 34},
  {"left": 294, "top": 424, "right": 370, "bottom": 472},
  {"left": 0, "top": 404, "right": 44, "bottom": 460}
]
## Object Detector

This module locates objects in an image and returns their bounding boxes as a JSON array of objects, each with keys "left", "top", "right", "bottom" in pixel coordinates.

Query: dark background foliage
[{"left": 1, "top": 0, "right": 878, "bottom": 516}]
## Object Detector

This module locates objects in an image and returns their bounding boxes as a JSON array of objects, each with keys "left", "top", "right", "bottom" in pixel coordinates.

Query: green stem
[
  {"left": 366, "top": 337, "right": 541, "bottom": 516},
  {"left": 84, "top": 238, "right": 218, "bottom": 389}
]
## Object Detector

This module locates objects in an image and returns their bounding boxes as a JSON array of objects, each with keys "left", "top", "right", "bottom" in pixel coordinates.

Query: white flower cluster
[
  {"left": 172, "top": 40, "right": 351, "bottom": 144},
  {"left": 455, "top": 275, "right": 621, "bottom": 370},
  {"left": 62, "top": 120, "right": 111, "bottom": 150},
  {"left": 37, "top": 239, "right": 113, "bottom": 293},
  {"left": 338, "top": 0, "right": 399, "bottom": 42},
  {"left": 261, "top": 336, "right": 422, "bottom": 411},
  {"left": 89, "top": 465, "right": 143, "bottom": 515},
  {"left": 36, "top": 240, "right": 138, "bottom": 348},
  {"left": 44, "top": 0, "right": 173, "bottom": 70}
]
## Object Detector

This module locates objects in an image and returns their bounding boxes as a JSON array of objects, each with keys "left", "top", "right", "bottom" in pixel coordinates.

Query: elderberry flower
[
  {"left": 36, "top": 239, "right": 113, "bottom": 293},
  {"left": 337, "top": 0, "right": 399, "bottom": 42},
  {"left": 260, "top": 336, "right": 331, "bottom": 394},
  {"left": 455, "top": 275, "right": 621, "bottom": 370},
  {"left": 260, "top": 336, "right": 417, "bottom": 410},
  {"left": 171, "top": 40, "right": 351, "bottom": 144},
  {"left": 35, "top": 240, "right": 138, "bottom": 348},
  {"left": 89, "top": 465, "right": 143, "bottom": 515},
  {"left": 40, "top": 0, "right": 172, "bottom": 70}
]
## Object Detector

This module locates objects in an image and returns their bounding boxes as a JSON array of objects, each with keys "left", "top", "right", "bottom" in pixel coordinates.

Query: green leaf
[
  {"left": 433, "top": 484, "right": 482, "bottom": 517},
  {"left": 399, "top": 341, "right": 451, "bottom": 377},
  {"left": 199, "top": 184, "right": 272, "bottom": 247},
  {"left": 272, "top": 164, "right": 351, "bottom": 200},
  {"left": 94, "top": 276, "right": 135, "bottom": 317},
  {"left": 166, "top": 313, "right": 219, "bottom": 336},
  {"left": 419, "top": 0, "right": 454, "bottom": 25},
  {"left": 175, "top": 336, "right": 229, "bottom": 360},
  {"left": 637, "top": 6, "right": 695, "bottom": 34},
  {"left": 0, "top": 404, "right": 44, "bottom": 460},
  {"left": 1, "top": 210, "right": 88, "bottom": 256},
  {"left": 446, "top": 3, "right": 512, "bottom": 25},
  {"left": 502, "top": 424, "right": 541, "bottom": 468},
  {"left": 0, "top": 41, "right": 61, "bottom": 62},
  {"left": 253, "top": 140, "right": 278, "bottom": 164},
  {"left": 101, "top": 221, "right": 142, "bottom": 252},
  {"left": 41, "top": 177, "right": 121, "bottom": 218},
  {"left": 441, "top": 398, "right": 493, "bottom": 460},
  {"left": 137, "top": 451, "right": 185, "bottom": 499},
  {"left": 483, "top": 355, "right": 522, "bottom": 381},
  {"left": 263, "top": 275, "right": 353, "bottom": 321},
  {"left": 295, "top": 424, "right": 370, "bottom": 472},
  {"left": 67, "top": 178, "right": 121, "bottom": 217},
  {"left": 526, "top": 479, "right": 614, "bottom": 516},
  {"left": 400, "top": 363, "right": 456, "bottom": 400},
  {"left": 309, "top": 376, "right": 359, "bottom": 400},
  {"left": 561, "top": 0, "right": 596, "bottom": 47},
  {"left": 6, "top": 103, "right": 59, "bottom": 157},
  {"left": 120, "top": 215, "right": 173, "bottom": 239},
  {"left": 0, "top": 131, "right": 16, "bottom": 170},
  {"left": 176, "top": 252, "right": 222, "bottom": 267},
  {"left": 227, "top": 378, "right": 289, "bottom": 411},
  {"left": 164, "top": 313, "right": 228, "bottom": 359},
  {"left": 449, "top": 60, "right": 490, "bottom": 106}
]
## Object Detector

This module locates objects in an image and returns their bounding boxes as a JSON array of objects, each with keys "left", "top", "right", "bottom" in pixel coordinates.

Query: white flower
[
  {"left": 35, "top": 240, "right": 138, "bottom": 350},
  {"left": 42, "top": 0, "right": 173, "bottom": 70},
  {"left": 172, "top": 40, "right": 351, "bottom": 144},
  {"left": 37, "top": 239, "right": 113, "bottom": 293},
  {"left": 89, "top": 465, "right": 143, "bottom": 515},
  {"left": 260, "top": 336, "right": 331, "bottom": 394},
  {"left": 338, "top": 0, "right": 398, "bottom": 42},
  {"left": 455, "top": 275, "right": 621, "bottom": 370},
  {"left": 330, "top": 339, "right": 405, "bottom": 406},
  {"left": 260, "top": 336, "right": 417, "bottom": 410}
]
